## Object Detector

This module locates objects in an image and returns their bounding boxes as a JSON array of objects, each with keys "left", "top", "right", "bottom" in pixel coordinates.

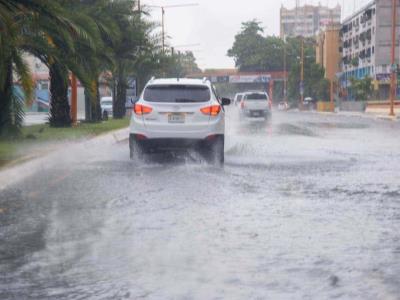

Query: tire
[
  {"left": 204, "top": 136, "right": 224, "bottom": 166},
  {"left": 129, "top": 135, "right": 144, "bottom": 161}
]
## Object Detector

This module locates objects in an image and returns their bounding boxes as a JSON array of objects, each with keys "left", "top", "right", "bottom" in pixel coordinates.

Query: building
[
  {"left": 23, "top": 54, "right": 111, "bottom": 114},
  {"left": 316, "top": 23, "right": 341, "bottom": 82},
  {"left": 188, "top": 69, "right": 288, "bottom": 102},
  {"left": 339, "top": 0, "right": 400, "bottom": 100},
  {"left": 280, "top": 3, "right": 341, "bottom": 38}
]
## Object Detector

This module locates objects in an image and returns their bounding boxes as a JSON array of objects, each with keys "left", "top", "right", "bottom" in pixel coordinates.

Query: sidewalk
[{"left": 302, "top": 110, "right": 400, "bottom": 122}]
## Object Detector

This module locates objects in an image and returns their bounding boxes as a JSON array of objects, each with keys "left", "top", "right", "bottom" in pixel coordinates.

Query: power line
[{"left": 147, "top": 3, "right": 199, "bottom": 54}]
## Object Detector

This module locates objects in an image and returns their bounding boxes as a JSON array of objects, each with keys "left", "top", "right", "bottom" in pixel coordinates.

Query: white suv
[{"left": 129, "top": 78, "right": 231, "bottom": 164}]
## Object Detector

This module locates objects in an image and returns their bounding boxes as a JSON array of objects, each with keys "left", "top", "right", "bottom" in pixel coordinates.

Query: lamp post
[
  {"left": 389, "top": 0, "right": 397, "bottom": 116},
  {"left": 300, "top": 37, "right": 304, "bottom": 110}
]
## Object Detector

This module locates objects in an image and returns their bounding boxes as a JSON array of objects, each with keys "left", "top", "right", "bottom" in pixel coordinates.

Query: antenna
[{"left": 295, "top": 0, "right": 300, "bottom": 36}]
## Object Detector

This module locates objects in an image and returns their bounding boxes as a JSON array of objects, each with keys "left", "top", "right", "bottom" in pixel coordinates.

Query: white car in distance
[
  {"left": 129, "top": 78, "right": 231, "bottom": 164},
  {"left": 233, "top": 93, "right": 244, "bottom": 106},
  {"left": 239, "top": 91, "right": 272, "bottom": 119},
  {"left": 100, "top": 97, "right": 113, "bottom": 120}
]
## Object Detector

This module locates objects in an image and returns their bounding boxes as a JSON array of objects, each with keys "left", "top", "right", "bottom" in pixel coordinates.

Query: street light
[
  {"left": 300, "top": 37, "right": 304, "bottom": 110},
  {"left": 389, "top": 0, "right": 397, "bottom": 116},
  {"left": 147, "top": 3, "right": 199, "bottom": 54}
]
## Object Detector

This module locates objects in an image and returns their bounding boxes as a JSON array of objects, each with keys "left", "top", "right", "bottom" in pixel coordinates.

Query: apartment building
[
  {"left": 280, "top": 4, "right": 341, "bottom": 38},
  {"left": 339, "top": 0, "right": 400, "bottom": 99}
]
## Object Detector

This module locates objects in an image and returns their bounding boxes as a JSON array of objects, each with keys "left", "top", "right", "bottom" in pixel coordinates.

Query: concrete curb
[{"left": 296, "top": 110, "right": 399, "bottom": 122}]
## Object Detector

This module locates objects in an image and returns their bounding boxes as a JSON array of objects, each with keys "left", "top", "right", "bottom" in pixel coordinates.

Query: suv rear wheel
[
  {"left": 201, "top": 135, "right": 224, "bottom": 166},
  {"left": 129, "top": 135, "right": 145, "bottom": 160}
]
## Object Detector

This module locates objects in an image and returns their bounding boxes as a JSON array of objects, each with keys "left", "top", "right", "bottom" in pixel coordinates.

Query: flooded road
[{"left": 1, "top": 111, "right": 400, "bottom": 299}]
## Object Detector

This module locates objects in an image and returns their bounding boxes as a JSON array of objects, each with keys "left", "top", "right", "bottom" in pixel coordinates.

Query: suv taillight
[
  {"left": 134, "top": 104, "right": 153, "bottom": 115},
  {"left": 201, "top": 105, "right": 221, "bottom": 116},
  {"left": 241, "top": 101, "right": 245, "bottom": 109}
]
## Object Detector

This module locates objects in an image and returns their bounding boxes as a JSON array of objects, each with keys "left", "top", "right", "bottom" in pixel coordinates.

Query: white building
[
  {"left": 280, "top": 4, "right": 341, "bottom": 38},
  {"left": 339, "top": 0, "right": 400, "bottom": 100}
]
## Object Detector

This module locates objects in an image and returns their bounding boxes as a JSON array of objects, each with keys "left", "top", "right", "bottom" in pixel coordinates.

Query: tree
[
  {"left": 227, "top": 20, "right": 269, "bottom": 71},
  {"left": 0, "top": 0, "right": 62, "bottom": 135},
  {"left": 288, "top": 58, "right": 329, "bottom": 103},
  {"left": 349, "top": 77, "right": 372, "bottom": 101}
]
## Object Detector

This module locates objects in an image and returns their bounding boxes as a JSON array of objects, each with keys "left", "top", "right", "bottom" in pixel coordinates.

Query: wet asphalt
[{"left": 0, "top": 110, "right": 400, "bottom": 300}]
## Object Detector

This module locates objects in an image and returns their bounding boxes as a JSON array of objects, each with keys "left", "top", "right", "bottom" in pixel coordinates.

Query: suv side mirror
[
  {"left": 221, "top": 98, "right": 231, "bottom": 106},
  {"left": 130, "top": 96, "right": 139, "bottom": 104}
]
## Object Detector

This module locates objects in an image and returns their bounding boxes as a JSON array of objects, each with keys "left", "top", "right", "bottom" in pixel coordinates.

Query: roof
[
  {"left": 148, "top": 78, "right": 210, "bottom": 86},
  {"left": 342, "top": 0, "right": 375, "bottom": 24},
  {"left": 188, "top": 69, "right": 288, "bottom": 80}
]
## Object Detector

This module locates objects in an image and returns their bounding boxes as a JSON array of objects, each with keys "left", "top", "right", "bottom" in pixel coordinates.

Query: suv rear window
[
  {"left": 144, "top": 85, "right": 211, "bottom": 103},
  {"left": 244, "top": 93, "right": 268, "bottom": 100}
]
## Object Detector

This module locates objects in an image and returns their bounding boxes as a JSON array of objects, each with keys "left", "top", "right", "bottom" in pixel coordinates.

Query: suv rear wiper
[{"left": 175, "top": 98, "right": 197, "bottom": 103}]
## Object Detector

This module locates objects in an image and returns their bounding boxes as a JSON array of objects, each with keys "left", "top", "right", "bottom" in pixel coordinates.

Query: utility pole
[
  {"left": 300, "top": 37, "right": 304, "bottom": 110},
  {"left": 330, "top": 80, "right": 334, "bottom": 112},
  {"left": 389, "top": 0, "right": 397, "bottom": 116},
  {"left": 162, "top": 7, "right": 165, "bottom": 54},
  {"left": 283, "top": 37, "right": 288, "bottom": 103},
  {"left": 138, "top": 0, "right": 140, "bottom": 13}
]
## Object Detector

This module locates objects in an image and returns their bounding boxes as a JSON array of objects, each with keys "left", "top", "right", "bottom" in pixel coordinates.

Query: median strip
[{"left": 0, "top": 118, "right": 129, "bottom": 169}]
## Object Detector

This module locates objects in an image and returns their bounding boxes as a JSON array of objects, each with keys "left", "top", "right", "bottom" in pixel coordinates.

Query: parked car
[
  {"left": 100, "top": 97, "right": 113, "bottom": 120},
  {"left": 129, "top": 78, "right": 231, "bottom": 165},
  {"left": 233, "top": 93, "right": 244, "bottom": 106},
  {"left": 303, "top": 97, "right": 316, "bottom": 110},
  {"left": 278, "top": 101, "right": 289, "bottom": 111},
  {"left": 239, "top": 91, "right": 272, "bottom": 119}
]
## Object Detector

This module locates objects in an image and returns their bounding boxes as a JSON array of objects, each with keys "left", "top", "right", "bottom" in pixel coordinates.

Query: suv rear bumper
[
  {"left": 129, "top": 134, "right": 223, "bottom": 152},
  {"left": 130, "top": 117, "right": 224, "bottom": 140},
  {"left": 243, "top": 109, "right": 271, "bottom": 117}
]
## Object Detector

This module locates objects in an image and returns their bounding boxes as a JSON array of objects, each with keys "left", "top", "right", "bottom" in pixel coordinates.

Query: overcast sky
[{"left": 144, "top": 0, "right": 372, "bottom": 70}]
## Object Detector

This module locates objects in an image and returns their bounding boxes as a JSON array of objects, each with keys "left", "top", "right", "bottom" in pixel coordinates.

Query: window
[
  {"left": 244, "top": 93, "right": 268, "bottom": 100},
  {"left": 144, "top": 85, "right": 211, "bottom": 103}
]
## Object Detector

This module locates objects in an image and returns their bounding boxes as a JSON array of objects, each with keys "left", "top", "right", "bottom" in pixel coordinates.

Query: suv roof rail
[{"left": 202, "top": 77, "right": 208, "bottom": 83}]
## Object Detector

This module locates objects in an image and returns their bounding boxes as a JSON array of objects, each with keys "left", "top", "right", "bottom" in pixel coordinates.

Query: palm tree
[
  {"left": 0, "top": 0, "right": 95, "bottom": 130},
  {"left": 110, "top": 1, "right": 155, "bottom": 118},
  {"left": 0, "top": 1, "right": 41, "bottom": 136}
]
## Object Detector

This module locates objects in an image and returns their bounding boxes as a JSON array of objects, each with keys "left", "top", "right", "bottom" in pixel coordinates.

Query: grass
[{"left": 0, "top": 118, "right": 129, "bottom": 167}]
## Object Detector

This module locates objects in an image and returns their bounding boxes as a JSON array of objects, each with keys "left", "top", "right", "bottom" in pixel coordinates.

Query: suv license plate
[{"left": 168, "top": 113, "right": 185, "bottom": 123}]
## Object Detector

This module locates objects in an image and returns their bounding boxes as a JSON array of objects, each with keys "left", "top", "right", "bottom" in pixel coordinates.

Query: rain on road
[{"left": 1, "top": 111, "right": 400, "bottom": 299}]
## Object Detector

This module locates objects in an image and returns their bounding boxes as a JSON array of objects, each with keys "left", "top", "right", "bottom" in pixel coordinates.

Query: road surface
[{"left": 1, "top": 111, "right": 400, "bottom": 299}]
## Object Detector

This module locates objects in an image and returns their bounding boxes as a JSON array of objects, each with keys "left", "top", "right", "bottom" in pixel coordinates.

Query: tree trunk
[
  {"left": 84, "top": 79, "right": 102, "bottom": 122},
  {"left": 114, "top": 65, "right": 127, "bottom": 119},
  {"left": 0, "top": 61, "right": 14, "bottom": 137},
  {"left": 92, "top": 79, "right": 102, "bottom": 122},
  {"left": 49, "top": 62, "right": 71, "bottom": 127},
  {"left": 84, "top": 88, "right": 92, "bottom": 122}
]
